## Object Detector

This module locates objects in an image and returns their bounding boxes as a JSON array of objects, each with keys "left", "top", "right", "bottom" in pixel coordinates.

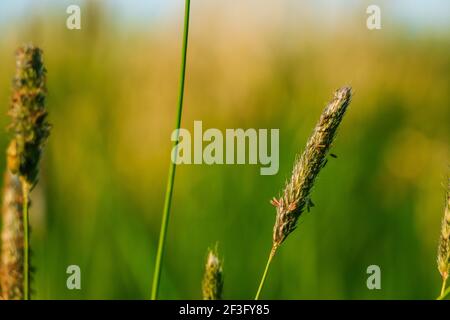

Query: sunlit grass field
[{"left": 0, "top": 1, "right": 448, "bottom": 299}]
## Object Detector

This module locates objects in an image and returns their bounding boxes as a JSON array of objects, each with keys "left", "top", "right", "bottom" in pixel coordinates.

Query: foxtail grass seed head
[
  {"left": 202, "top": 248, "right": 223, "bottom": 300},
  {"left": 1, "top": 44, "right": 49, "bottom": 300},
  {"left": 437, "top": 181, "right": 450, "bottom": 282},
  {"left": 0, "top": 172, "right": 24, "bottom": 300},
  {"left": 8, "top": 44, "right": 50, "bottom": 187},
  {"left": 271, "top": 87, "right": 352, "bottom": 248}
]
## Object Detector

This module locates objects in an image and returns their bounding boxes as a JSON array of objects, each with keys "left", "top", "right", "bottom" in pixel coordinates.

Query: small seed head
[
  {"left": 8, "top": 44, "right": 50, "bottom": 187},
  {"left": 202, "top": 248, "right": 223, "bottom": 300}
]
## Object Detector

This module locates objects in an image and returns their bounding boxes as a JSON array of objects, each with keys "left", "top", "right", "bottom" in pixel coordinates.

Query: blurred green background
[{"left": 0, "top": 0, "right": 448, "bottom": 299}]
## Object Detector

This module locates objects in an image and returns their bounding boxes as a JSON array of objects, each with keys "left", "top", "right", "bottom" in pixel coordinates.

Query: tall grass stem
[
  {"left": 437, "top": 285, "right": 450, "bottom": 300},
  {"left": 440, "top": 278, "right": 447, "bottom": 298},
  {"left": 255, "top": 246, "right": 277, "bottom": 300},
  {"left": 151, "top": 0, "right": 191, "bottom": 300}
]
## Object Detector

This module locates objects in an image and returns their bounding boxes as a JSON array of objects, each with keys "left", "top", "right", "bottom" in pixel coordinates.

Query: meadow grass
[
  {"left": 151, "top": 0, "right": 191, "bottom": 300},
  {"left": 255, "top": 87, "right": 352, "bottom": 299}
]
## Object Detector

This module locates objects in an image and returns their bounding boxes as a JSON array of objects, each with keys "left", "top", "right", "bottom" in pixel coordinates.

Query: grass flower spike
[
  {"left": 272, "top": 86, "right": 352, "bottom": 248},
  {"left": 202, "top": 248, "right": 223, "bottom": 300},
  {"left": 8, "top": 45, "right": 50, "bottom": 186},
  {"left": 255, "top": 86, "right": 352, "bottom": 299},
  {"left": 0, "top": 44, "right": 50, "bottom": 300},
  {"left": 151, "top": 0, "right": 191, "bottom": 299}
]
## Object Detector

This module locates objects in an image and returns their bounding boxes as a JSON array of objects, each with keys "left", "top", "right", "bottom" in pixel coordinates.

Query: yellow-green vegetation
[
  {"left": 151, "top": 0, "right": 191, "bottom": 300},
  {"left": 0, "top": 3, "right": 447, "bottom": 299}
]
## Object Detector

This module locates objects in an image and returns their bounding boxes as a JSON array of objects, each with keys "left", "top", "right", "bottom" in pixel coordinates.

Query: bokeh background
[{"left": 0, "top": 0, "right": 448, "bottom": 299}]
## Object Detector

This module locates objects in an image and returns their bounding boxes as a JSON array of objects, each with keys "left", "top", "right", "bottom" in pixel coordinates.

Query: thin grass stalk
[
  {"left": 151, "top": 0, "right": 191, "bottom": 300},
  {"left": 255, "top": 247, "right": 275, "bottom": 300},
  {"left": 255, "top": 87, "right": 352, "bottom": 299},
  {"left": 437, "top": 285, "right": 450, "bottom": 300},
  {"left": 440, "top": 279, "right": 447, "bottom": 298}
]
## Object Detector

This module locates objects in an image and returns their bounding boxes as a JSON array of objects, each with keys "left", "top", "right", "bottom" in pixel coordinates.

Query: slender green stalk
[
  {"left": 22, "top": 183, "right": 30, "bottom": 300},
  {"left": 440, "top": 278, "right": 447, "bottom": 298},
  {"left": 255, "top": 246, "right": 277, "bottom": 300},
  {"left": 151, "top": 0, "right": 191, "bottom": 300},
  {"left": 437, "top": 285, "right": 450, "bottom": 300}
]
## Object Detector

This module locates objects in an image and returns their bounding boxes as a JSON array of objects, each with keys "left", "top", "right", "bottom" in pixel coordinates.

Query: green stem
[
  {"left": 151, "top": 0, "right": 191, "bottom": 300},
  {"left": 437, "top": 279, "right": 449, "bottom": 300},
  {"left": 22, "top": 182, "right": 30, "bottom": 300},
  {"left": 441, "top": 278, "right": 447, "bottom": 297},
  {"left": 255, "top": 246, "right": 277, "bottom": 300}
]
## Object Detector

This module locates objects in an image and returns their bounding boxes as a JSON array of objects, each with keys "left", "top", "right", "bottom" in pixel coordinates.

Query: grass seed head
[
  {"left": 1, "top": 44, "right": 49, "bottom": 300},
  {"left": 8, "top": 44, "right": 50, "bottom": 187},
  {"left": 272, "top": 86, "right": 352, "bottom": 248},
  {"left": 202, "top": 247, "right": 223, "bottom": 300}
]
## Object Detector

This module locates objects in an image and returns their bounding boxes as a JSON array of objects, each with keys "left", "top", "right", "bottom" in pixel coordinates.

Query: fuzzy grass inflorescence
[
  {"left": 272, "top": 86, "right": 352, "bottom": 248},
  {"left": 8, "top": 45, "right": 50, "bottom": 186},
  {"left": 0, "top": 44, "right": 50, "bottom": 300},
  {"left": 255, "top": 86, "right": 352, "bottom": 299},
  {"left": 437, "top": 180, "right": 450, "bottom": 298},
  {"left": 202, "top": 247, "right": 223, "bottom": 300}
]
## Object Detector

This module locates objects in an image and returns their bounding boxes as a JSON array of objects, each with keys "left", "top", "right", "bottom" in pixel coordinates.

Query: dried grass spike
[{"left": 9, "top": 44, "right": 50, "bottom": 187}]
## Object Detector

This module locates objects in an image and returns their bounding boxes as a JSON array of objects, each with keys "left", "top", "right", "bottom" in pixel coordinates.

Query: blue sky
[{"left": 0, "top": 0, "right": 449, "bottom": 29}]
